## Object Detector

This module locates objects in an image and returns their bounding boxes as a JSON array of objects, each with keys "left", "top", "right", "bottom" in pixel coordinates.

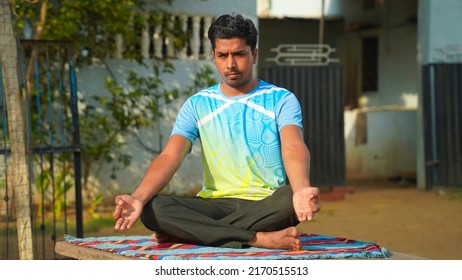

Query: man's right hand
[{"left": 113, "top": 194, "right": 144, "bottom": 230}]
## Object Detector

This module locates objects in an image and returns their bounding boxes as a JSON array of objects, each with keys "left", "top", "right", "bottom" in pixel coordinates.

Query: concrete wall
[
  {"left": 340, "top": 0, "right": 462, "bottom": 184},
  {"left": 343, "top": 0, "right": 419, "bottom": 180},
  {"left": 356, "top": 24, "right": 418, "bottom": 108},
  {"left": 258, "top": 0, "right": 343, "bottom": 19},
  {"left": 418, "top": 0, "right": 462, "bottom": 64},
  {"left": 345, "top": 109, "right": 417, "bottom": 180},
  {"left": 159, "top": 0, "right": 257, "bottom": 21}
]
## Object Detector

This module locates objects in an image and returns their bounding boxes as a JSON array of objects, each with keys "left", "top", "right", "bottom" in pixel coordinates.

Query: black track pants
[{"left": 140, "top": 186, "right": 299, "bottom": 248}]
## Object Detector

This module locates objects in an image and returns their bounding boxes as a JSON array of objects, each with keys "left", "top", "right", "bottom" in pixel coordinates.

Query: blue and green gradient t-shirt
[{"left": 171, "top": 80, "right": 303, "bottom": 200}]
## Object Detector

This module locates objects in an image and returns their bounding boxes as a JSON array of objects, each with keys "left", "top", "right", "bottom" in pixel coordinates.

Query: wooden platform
[
  {"left": 56, "top": 241, "right": 132, "bottom": 260},
  {"left": 55, "top": 241, "right": 429, "bottom": 260}
]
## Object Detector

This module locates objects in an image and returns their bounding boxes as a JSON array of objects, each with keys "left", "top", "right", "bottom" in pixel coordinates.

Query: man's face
[{"left": 212, "top": 37, "right": 258, "bottom": 92}]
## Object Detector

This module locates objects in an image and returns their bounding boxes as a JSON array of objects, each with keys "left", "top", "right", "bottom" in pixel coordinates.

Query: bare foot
[
  {"left": 154, "top": 232, "right": 175, "bottom": 243},
  {"left": 155, "top": 232, "right": 195, "bottom": 244},
  {"left": 247, "top": 227, "right": 301, "bottom": 250}
]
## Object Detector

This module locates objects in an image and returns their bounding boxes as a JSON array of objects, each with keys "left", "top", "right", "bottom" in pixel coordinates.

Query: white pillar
[
  {"left": 191, "top": 16, "right": 201, "bottom": 60},
  {"left": 203, "top": 16, "right": 213, "bottom": 60},
  {"left": 115, "top": 34, "right": 124, "bottom": 59},
  {"left": 166, "top": 14, "right": 175, "bottom": 58},
  {"left": 153, "top": 15, "right": 163, "bottom": 59},
  {"left": 178, "top": 15, "right": 188, "bottom": 59},
  {"left": 141, "top": 14, "right": 150, "bottom": 59}
]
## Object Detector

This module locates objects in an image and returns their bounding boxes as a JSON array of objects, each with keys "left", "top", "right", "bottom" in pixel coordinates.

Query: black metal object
[
  {"left": 263, "top": 65, "right": 346, "bottom": 188},
  {"left": 19, "top": 39, "right": 82, "bottom": 258},
  {"left": 68, "top": 57, "right": 83, "bottom": 238},
  {"left": 422, "top": 63, "right": 462, "bottom": 189}
]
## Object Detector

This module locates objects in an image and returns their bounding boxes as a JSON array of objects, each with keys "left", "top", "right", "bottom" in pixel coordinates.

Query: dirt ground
[
  {"left": 95, "top": 178, "right": 462, "bottom": 260},
  {"left": 298, "top": 179, "right": 462, "bottom": 260}
]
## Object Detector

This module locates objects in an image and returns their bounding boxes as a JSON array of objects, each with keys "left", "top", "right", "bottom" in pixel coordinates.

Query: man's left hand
[{"left": 292, "top": 187, "right": 321, "bottom": 222}]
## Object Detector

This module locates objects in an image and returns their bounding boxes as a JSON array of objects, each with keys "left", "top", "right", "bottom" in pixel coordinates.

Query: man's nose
[{"left": 226, "top": 55, "right": 236, "bottom": 69}]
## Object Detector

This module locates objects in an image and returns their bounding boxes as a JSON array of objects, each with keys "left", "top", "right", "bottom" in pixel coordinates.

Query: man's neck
[{"left": 220, "top": 79, "right": 259, "bottom": 97}]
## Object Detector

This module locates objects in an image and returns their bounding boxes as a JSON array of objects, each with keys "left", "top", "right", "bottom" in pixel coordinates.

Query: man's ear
[{"left": 253, "top": 48, "right": 258, "bottom": 64}]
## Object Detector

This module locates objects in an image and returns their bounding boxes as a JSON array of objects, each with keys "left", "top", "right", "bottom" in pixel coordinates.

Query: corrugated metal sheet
[
  {"left": 263, "top": 65, "right": 345, "bottom": 188},
  {"left": 423, "top": 63, "right": 462, "bottom": 189}
]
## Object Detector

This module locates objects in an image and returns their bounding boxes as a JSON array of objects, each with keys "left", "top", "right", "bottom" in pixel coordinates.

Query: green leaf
[{"left": 36, "top": 171, "right": 50, "bottom": 193}]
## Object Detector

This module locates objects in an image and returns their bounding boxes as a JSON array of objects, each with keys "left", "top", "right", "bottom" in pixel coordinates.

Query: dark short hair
[{"left": 207, "top": 13, "right": 258, "bottom": 51}]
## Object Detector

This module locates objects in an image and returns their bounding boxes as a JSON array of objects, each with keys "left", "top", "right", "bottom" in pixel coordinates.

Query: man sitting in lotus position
[{"left": 113, "top": 13, "right": 321, "bottom": 250}]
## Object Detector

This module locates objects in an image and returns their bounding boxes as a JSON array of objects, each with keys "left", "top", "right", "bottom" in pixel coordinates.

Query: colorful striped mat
[{"left": 64, "top": 234, "right": 391, "bottom": 260}]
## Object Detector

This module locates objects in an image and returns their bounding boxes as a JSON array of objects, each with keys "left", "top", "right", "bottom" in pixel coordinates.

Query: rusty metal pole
[
  {"left": 319, "top": 0, "right": 325, "bottom": 45},
  {"left": 318, "top": 0, "right": 325, "bottom": 63}
]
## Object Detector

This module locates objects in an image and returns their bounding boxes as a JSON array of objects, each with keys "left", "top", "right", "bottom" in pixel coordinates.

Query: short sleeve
[
  {"left": 170, "top": 98, "right": 199, "bottom": 144},
  {"left": 275, "top": 92, "right": 303, "bottom": 131}
]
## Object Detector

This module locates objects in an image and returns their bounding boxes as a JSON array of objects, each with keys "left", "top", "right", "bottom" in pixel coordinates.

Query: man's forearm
[
  {"left": 283, "top": 144, "right": 312, "bottom": 192},
  {"left": 130, "top": 135, "right": 192, "bottom": 205},
  {"left": 130, "top": 153, "right": 181, "bottom": 205}
]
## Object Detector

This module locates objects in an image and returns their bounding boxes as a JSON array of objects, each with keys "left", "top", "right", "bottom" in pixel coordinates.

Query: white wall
[
  {"left": 258, "top": 0, "right": 343, "bottom": 19},
  {"left": 345, "top": 109, "right": 417, "bottom": 179},
  {"left": 347, "top": 6, "right": 418, "bottom": 180},
  {"left": 159, "top": 0, "right": 256, "bottom": 20},
  {"left": 418, "top": 0, "right": 462, "bottom": 64},
  {"left": 358, "top": 25, "right": 418, "bottom": 108},
  {"left": 341, "top": 0, "right": 418, "bottom": 180}
]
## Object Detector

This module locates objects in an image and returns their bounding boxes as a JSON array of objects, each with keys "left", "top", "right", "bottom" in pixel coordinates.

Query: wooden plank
[
  {"left": 55, "top": 241, "right": 132, "bottom": 260},
  {"left": 387, "top": 252, "right": 430, "bottom": 260},
  {"left": 55, "top": 241, "right": 429, "bottom": 260}
]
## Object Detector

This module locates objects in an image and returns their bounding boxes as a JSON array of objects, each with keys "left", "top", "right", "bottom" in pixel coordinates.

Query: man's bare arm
[
  {"left": 280, "top": 125, "right": 320, "bottom": 221},
  {"left": 130, "top": 135, "right": 192, "bottom": 204},
  {"left": 113, "top": 135, "right": 192, "bottom": 230},
  {"left": 280, "top": 125, "right": 311, "bottom": 191}
]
